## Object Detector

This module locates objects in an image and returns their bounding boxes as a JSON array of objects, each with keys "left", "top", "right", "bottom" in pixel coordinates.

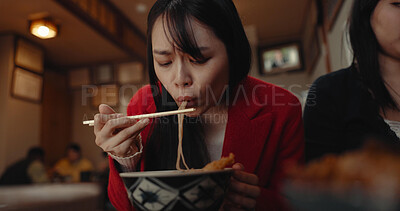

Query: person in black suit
[
  {"left": 0, "top": 147, "right": 47, "bottom": 185},
  {"left": 304, "top": 0, "right": 400, "bottom": 162}
]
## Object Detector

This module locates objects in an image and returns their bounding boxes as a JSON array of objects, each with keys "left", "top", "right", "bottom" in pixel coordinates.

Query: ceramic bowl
[{"left": 120, "top": 169, "right": 233, "bottom": 211}]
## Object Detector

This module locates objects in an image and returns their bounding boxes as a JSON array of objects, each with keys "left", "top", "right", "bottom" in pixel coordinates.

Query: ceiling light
[{"left": 29, "top": 19, "right": 58, "bottom": 39}]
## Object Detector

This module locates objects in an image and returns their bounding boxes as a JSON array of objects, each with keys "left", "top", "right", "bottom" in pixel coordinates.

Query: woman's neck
[
  {"left": 379, "top": 53, "right": 400, "bottom": 121},
  {"left": 379, "top": 53, "right": 400, "bottom": 84},
  {"left": 201, "top": 104, "right": 228, "bottom": 127}
]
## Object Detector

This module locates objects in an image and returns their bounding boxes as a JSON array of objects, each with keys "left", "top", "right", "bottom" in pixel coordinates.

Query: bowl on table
[{"left": 120, "top": 169, "right": 233, "bottom": 211}]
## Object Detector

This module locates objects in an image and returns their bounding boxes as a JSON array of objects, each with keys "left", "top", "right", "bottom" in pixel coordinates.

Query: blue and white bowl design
[{"left": 120, "top": 169, "right": 233, "bottom": 211}]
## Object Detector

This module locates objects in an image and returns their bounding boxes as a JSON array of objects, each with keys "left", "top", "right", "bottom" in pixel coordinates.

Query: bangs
[{"left": 161, "top": 7, "right": 205, "bottom": 60}]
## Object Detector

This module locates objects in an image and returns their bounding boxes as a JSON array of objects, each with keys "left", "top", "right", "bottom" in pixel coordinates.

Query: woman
[
  {"left": 304, "top": 0, "right": 400, "bottom": 162},
  {"left": 94, "top": 0, "right": 304, "bottom": 210}
]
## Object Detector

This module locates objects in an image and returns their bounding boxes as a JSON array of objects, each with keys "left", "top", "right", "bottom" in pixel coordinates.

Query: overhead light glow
[
  {"left": 30, "top": 19, "right": 58, "bottom": 39},
  {"left": 37, "top": 26, "right": 50, "bottom": 37}
]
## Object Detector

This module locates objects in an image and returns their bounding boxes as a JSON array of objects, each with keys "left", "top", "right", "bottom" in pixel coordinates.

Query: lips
[
  {"left": 177, "top": 96, "right": 197, "bottom": 108},
  {"left": 177, "top": 96, "right": 194, "bottom": 102}
]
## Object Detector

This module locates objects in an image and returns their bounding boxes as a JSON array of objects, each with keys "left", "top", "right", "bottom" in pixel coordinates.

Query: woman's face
[
  {"left": 371, "top": 0, "right": 400, "bottom": 60},
  {"left": 152, "top": 17, "right": 229, "bottom": 117}
]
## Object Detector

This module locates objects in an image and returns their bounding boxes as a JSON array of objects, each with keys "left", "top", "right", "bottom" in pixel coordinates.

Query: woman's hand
[
  {"left": 222, "top": 163, "right": 260, "bottom": 211},
  {"left": 94, "top": 104, "right": 149, "bottom": 157}
]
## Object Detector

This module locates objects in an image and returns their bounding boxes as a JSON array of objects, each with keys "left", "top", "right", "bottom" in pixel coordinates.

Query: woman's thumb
[{"left": 99, "top": 104, "right": 116, "bottom": 114}]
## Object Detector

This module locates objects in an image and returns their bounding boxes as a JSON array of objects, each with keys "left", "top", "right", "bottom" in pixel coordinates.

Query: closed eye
[
  {"left": 391, "top": 2, "right": 400, "bottom": 6},
  {"left": 158, "top": 61, "right": 172, "bottom": 67},
  {"left": 190, "top": 57, "right": 210, "bottom": 65}
]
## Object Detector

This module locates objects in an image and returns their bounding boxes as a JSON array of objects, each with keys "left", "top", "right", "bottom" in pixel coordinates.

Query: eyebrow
[
  {"left": 153, "top": 50, "right": 171, "bottom": 55},
  {"left": 153, "top": 47, "right": 210, "bottom": 55}
]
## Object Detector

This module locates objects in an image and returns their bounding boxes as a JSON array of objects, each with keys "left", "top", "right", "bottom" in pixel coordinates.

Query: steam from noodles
[{"left": 176, "top": 101, "right": 190, "bottom": 170}]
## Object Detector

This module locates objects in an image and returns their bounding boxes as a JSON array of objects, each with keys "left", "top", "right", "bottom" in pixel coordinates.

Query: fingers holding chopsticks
[
  {"left": 94, "top": 104, "right": 119, "bottom": 133},
  {"left": 94, "top": 104, "right": 136, "bottom": 134},
  {"left": 94, "top": 113, "right": 123, "bottom": 133},
  {"left": 94, "top": 104, "right": 150, "bottom": 157},
  {"left": 112, "top": 119, "right": 149, "bottom": 142},
  {"left": 96, "top": 116, "right": 137, "bottom": 135},
  {"left": 97, "top": 120, "right": 148, "bottom": 156}
]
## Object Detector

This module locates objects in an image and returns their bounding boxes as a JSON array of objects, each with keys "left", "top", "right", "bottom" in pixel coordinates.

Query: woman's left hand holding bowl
[{"left": 221, "top": 163, "right": 260, "bottom": 210}]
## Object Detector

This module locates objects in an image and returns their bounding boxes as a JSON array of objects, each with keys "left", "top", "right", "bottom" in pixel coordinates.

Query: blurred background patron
[
  {"left": 0, "top": 147, "right": 48, "bottom": 185},
  {"left": 53, "top": 143, "right": 94, "bottom": 182}
]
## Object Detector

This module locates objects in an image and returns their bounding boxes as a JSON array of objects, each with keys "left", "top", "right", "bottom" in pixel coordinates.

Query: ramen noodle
[
  {"left": 176, "top": 101, "right": 189, "bottom": 170},
  {"left": 175, "top": 102, "right": 235, "bottom": 171}
]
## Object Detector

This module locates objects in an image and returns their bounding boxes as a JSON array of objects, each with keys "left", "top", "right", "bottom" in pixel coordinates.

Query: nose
[{"left": 174, "top": 62, "right": 193, "bottom": 88}]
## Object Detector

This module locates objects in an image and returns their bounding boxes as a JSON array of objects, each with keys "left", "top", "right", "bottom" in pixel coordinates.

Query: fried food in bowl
[{"left": 284, "top": 141, "right": 400, "bottom": 211}]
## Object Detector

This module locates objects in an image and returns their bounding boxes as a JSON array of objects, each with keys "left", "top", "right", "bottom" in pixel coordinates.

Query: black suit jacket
[
  {"left": 0, "top": 159, "right": 31, "bottom": 185},
  {"left": 304, "top": 66, "right": 399, "bottom": 162}
]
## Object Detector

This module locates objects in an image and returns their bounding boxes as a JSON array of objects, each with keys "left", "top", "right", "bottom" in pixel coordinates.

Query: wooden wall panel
[{"left": 41, "top": 70, "right": 72, "bottom": 167}]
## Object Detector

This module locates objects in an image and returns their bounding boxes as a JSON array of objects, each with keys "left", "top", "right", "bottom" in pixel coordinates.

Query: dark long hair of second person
[
  {"left": 349, "top": 0, "right": 399, "bottom": 111},
  {"left": 144, "top": 0, "right": 251, "bottom": 170}
]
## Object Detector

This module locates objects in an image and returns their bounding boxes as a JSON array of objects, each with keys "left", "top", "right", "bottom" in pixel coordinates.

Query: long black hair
[
  {"left": 144, "top": 0, "right": 251, "bottom": 170},
  {"left": 349, "top": 0, "right": 399, "bottom": 111}
]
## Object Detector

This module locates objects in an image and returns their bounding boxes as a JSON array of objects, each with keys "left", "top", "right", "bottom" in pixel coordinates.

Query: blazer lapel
[{"left": 222, "top": 97, "right": 273, "bottom": 173}]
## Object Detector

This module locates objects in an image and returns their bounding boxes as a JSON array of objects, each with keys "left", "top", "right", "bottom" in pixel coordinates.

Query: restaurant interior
[{"left": 0, "top": 0, "right": 355, "bottom": 210}]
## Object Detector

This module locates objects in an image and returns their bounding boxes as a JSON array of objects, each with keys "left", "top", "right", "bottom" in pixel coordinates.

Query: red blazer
[{"left": 107, "top": 76, "right": 304, "bottom": 211}]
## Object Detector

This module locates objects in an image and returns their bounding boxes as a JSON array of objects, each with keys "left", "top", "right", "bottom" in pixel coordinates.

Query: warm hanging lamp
[{"left": 29, "top": 18, "right": 58, "bottom": 39}]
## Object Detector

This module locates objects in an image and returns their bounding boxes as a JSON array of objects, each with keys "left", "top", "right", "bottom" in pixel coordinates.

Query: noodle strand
[{"left": 176, "top": 101, "right": 189, "bottom": 170}]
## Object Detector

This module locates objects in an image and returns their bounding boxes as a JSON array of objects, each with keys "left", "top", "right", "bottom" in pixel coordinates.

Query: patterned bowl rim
[{"left": 120, "top": 168, "right": 233, "bottom": 178}]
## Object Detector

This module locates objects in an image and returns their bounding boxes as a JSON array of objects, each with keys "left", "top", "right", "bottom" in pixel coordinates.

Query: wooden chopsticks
[{"left": 83, "top": 108, "right": 195, "bottom": 127}]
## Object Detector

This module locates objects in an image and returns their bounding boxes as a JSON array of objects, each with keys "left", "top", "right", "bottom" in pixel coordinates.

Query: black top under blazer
[{"left": 304, "top": 66, "right": 400, "bottom": 162}]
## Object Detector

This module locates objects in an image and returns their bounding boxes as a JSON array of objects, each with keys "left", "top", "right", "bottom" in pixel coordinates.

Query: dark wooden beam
[{"left": 54, "top": 0, "right": 147, "bottom": 63}]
